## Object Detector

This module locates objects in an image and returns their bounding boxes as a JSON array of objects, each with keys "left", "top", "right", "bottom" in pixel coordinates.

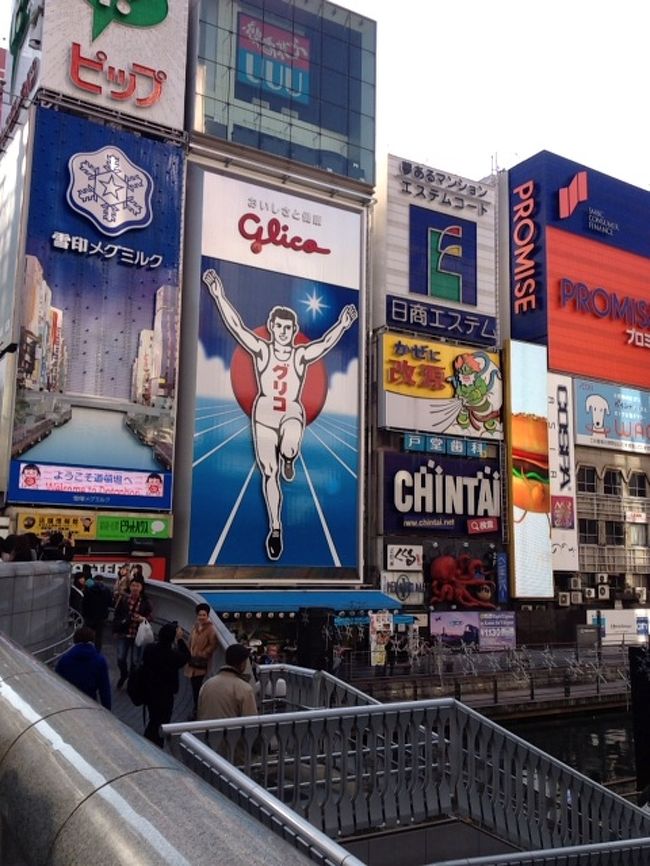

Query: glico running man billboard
[
  {"left": 192, "top": 173, "right": 362, "bottom": 570},
  {"left": 9, "top": 106, "right": 183, "bottom": 510},
  {"left": 375, "top": 155, "right": 497, "bottom": 347},
  {"left": 509, "top": 151, "right": 650, "bottom": 390}
]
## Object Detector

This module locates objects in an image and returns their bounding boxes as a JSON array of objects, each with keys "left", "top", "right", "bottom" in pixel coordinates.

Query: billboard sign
[
  {"left": 380, "top": 571, "right": 425, "bottom": 606},
  {"left": 509, "top": 151, "right": 650, "bottom": 389},
  {"left": 507, "top": 341, "right": 553, "bottom": 598},
  {"left": 192, "top": 172, "right": 361, "bottom": 571},
  {"left": 8, "top": 106, "right": 183, "bottom": 510},
  {"left": 375, "top": 155, "right": 497, "bottom": 343},
  {"left": 74, "top": 554, "right": 167, "bottom": 582},
  {"left": 385, "top": 543, "right": 423, "bottom": 571},
  {"left": 383, "top": 452, "right": 501, "bottom": 535},
  {"left": 40, "top": 0, "right": 188, "bottom": 129},
  {"left": 547, "top": 373, "right": 579, "bottom": 570},
  {"left": 574, "top": 377, "right": 650, "bottom": 454},
  {"left": 429, "top": 611, "right": 516, "bottom": 652},
  {"left": 16, "top": 509, "right": 171, "bottom": 540},
  {"left": 378, "top": 333, "right": 503, "bottom": 439},
  {"left": 237, "top": 13, "right": 310, "bottom": 105}
]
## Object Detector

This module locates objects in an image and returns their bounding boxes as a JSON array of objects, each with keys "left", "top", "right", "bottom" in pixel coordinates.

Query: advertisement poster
[
  {"left": 429, "top": 611, "right": 516, "bottom": 651},
  {"left": 16, "top": 509, "right": 171, "bottom": 541},
  {"left": 369, "top": 611, "right": 393, "bottom": 667},
  {"left": 191, "top": 172, "right": 361, "bottom": 569},
  {"left": 41, "top": 0, "right": 188, "bottom": 130},
  {"left": 574, "top": 377, "right": 650, "bottom": 454},
  {"left": 378, "top": 332, "right": 503, "bottom": 439},
  {"left": 508, "top": 341, "right": 553, "bottom": 598},
  {"left": 8, "top": 106, "right": 183, "bottom": 510},
  {"left": 547, "top": 373, "right": 579, "bottom": 570},
  {"left": 375, "top": 155, "right": 497, "bottom": 344},
  {"left": 383, "top": 452, "right": 501, "bottom": 535},
  {"left": 429, "top": 611, "right": 480, "bottom": 649}
]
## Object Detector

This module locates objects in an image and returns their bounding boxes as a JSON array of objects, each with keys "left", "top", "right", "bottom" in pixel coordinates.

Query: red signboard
[
  {"left": 74, "top": 555, "right": 167, "bottom": 582},
  {"left": 547, "top": 227, "right": 650, "bottom": 389}
]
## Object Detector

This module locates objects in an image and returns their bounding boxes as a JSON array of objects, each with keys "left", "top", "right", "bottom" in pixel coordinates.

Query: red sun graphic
[{"left": 230, "top": 327, "right": 328, "bottom": 425}]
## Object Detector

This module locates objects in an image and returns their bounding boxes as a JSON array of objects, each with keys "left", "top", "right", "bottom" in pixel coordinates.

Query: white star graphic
[
  {"left": 299, "top": 289, "right": 328, "bottom": 319},
  {"left": 99, "top": 173, "right": 124, "bottom": 201}
]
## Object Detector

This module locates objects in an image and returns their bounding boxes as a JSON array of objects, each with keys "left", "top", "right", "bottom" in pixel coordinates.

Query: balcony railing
[{"left": 163, "top": 673, "right": 650, "bottom": 857}]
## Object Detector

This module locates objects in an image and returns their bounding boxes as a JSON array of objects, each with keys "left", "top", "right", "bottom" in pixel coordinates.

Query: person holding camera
[{"left": 142, "top": 622, "right": 190, "bottom": 747}]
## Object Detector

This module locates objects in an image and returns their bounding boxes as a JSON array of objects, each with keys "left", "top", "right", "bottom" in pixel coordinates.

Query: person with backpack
[
  {"left": 82, "top": 572, "right": 113, "bottom": 651},
  {"left": 140, "top": 622, "right": 190, "bottom": 747},
  {"left": 55, "top": 625, "right": 111, "bottom": 709}
]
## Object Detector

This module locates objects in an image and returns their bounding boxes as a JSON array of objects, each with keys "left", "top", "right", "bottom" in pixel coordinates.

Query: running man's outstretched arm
[
  {"left": 300, "top": 304, "right": 358, "bottom": 364},
  {"left": 202, "top": 269, "right": 264, "bottom": 355}
]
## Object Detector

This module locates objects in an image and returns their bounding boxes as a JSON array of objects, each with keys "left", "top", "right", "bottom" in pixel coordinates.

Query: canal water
[
  {"left": 22, "top": 406, "right": 160, "bottom": 470},
  {"left": 503, "top": 709, "right": 635, "bottom": 784}
]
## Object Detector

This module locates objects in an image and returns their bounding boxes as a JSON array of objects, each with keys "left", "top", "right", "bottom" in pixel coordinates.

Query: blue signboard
[
  {"left": 574, "top": 377, "right": 650, "bottom": 454},
  {"left": 509, "top": 150, "right": 650, "bottom": 343},
  {"left": 8, "top": 106, "right": 183, "bottom": 510},
  {"left": 386, "top": 295, "right": 496, "bottom": 348},
  {"left": 383, "top": 452, "right": 500, "bottom": 534}
]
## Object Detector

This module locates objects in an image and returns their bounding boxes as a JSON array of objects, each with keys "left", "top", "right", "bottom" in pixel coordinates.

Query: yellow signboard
[
  {"left": 17, "top": 511, "right": 97, "bottom": 538},
  {"left": 379, "top": 333, "right": 503, "bottom": 439}
]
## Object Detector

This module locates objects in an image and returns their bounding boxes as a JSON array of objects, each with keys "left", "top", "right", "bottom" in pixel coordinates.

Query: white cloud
[
  {"left": 195, "top": 342, "right": 229, "bottom": 397},
  {"left": 324, "top": 358, "right": 358, "bottom": 416}
]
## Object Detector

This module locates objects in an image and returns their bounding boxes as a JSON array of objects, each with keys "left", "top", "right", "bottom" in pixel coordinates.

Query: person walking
[
  {"left": 112, "top": 577, "right": 152, "bottom": 689},
  {"left": 141, "top": 622, "right": 190, "bottom": 747},
  {"left": 55, "top": 625, "right": 111, "bottom": 709},
  {"left": 184, "top": 602, "right": 219, "bottom": 720},
  {"left": 197, "top": 643, "right": 257, "bottom": 721},
  {"left": 82, "top": 572, "right": 113, "bottom": 650}
]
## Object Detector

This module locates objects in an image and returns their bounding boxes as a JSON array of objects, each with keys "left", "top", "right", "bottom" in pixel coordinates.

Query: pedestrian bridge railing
[{"left": 163, "top": 691, "right": 650, "bottom": 860}]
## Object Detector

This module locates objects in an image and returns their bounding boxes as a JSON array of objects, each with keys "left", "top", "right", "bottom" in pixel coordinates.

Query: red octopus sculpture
[{"left": 430, "top": 553, "right": 496, "bottom": 609}]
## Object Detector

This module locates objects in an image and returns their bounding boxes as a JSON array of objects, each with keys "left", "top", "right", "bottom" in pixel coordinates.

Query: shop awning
[{"left": 200, "top": 589, "right": 403, "bottom": 614}]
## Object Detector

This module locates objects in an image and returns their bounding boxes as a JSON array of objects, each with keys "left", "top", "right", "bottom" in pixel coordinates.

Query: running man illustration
[{"left": 202, "top": 268, "right": 358, "bottom": 561}]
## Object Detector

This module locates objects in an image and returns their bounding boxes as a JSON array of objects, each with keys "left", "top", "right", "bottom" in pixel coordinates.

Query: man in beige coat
[
  {"left": 185, "top": 602, "right": 219, "bottom": 719},
  {"left": 197, "top": 643, "right": 258, "bottom": 722}
]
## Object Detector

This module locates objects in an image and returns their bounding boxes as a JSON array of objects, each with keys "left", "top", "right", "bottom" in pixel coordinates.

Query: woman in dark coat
[{"left": 142, "top": 622, "right": 190, "bottom": 747}]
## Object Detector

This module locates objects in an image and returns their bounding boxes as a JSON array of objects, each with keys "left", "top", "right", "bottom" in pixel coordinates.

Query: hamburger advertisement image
[
  {"left": 507, "top": 341, "right": 553, "bottom": 598},
  {"left": 511, "top": 413, "right": 550, "bottom": 518}
]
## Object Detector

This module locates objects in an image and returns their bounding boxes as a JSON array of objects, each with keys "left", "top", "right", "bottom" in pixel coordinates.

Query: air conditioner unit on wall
[
  {"left": 571, "top": 591, "right": 583, "bottom": 605},
  {"left": 635, "top": 587, "right": 647, "bottom": 604},
  {"left": 597, "top": 573, "right": 609, "bottom": 583},
  {"left": 570, "top": 577, "right": 581, "bottom": 590},
  {"left": 597, "top": 584, "right": 610, "bottom": 600},
  {"left": 558, "top": 592, "right": 570, "bottom": 607},
  {"left": 583, "top": 587, "right": 596, "bottom": 600}
]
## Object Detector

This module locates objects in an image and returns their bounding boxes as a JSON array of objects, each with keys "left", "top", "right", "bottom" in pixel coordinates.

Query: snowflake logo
[{"left": 66, "top": 146, "right": 154, "bottom": 237}]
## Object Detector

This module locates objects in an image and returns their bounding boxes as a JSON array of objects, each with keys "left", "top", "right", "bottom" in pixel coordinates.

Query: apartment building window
[
  {"left": 629, "top": 472, "right": 647, "bottom": 498},
  {"left": 630, "top": 523, "right": 648, "bottom": 546},
  {"left": 577, "top": 466, "right": 597, "bottom": 493},
  {"left": 605, "top": 521, "right": 625, "bottom": 545},
  {"left": 603, "top": 469, "right": 622, "bottom": 496},
  {"left": 579, "top": 518, "right": 598, "bottom": 544}
]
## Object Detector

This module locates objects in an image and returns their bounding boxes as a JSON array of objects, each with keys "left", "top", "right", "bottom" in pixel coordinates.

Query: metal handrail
[
  {"left": 163, "top": 695, "right": 650, "bottom": 854},
  {"left": 433, "top": 836, "right": 650, "bottom": 866},
  {"left": 179, "top": 733, "right": 364, "bottom": 866}
]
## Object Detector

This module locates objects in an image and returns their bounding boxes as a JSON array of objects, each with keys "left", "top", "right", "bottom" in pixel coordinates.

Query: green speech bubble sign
[{"left": 85, "top": 0, "right": 169, "bottom": 42}]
